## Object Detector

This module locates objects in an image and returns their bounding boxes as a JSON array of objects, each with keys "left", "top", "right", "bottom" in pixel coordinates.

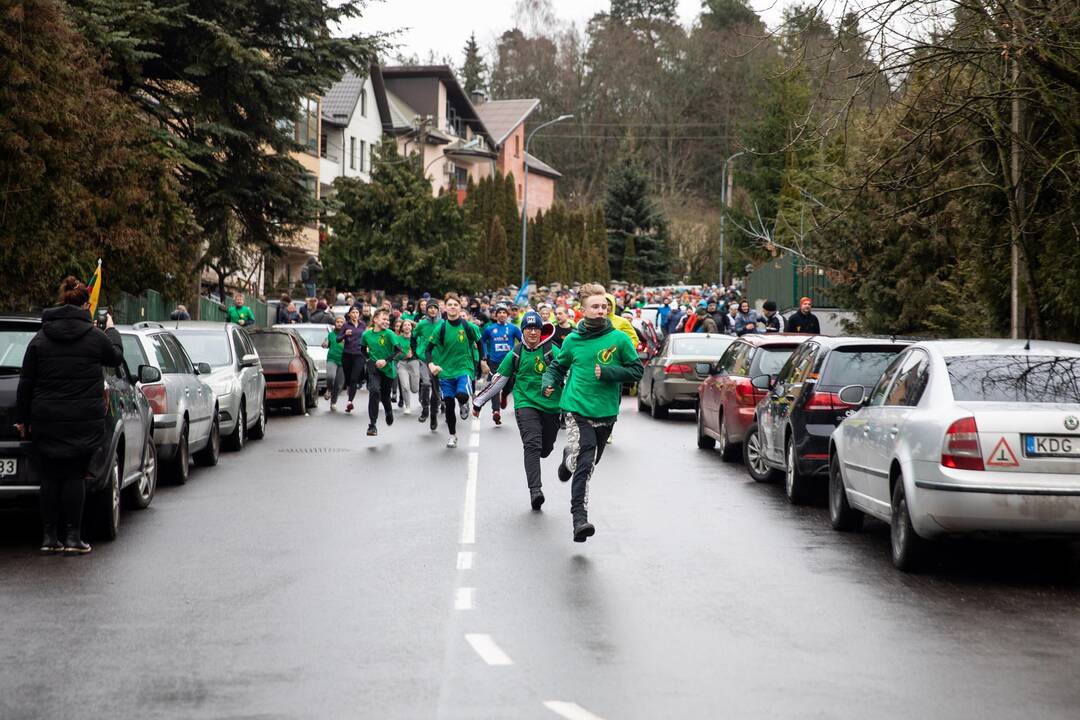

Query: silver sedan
[{"left": 829, "top": 339, "right": 1080, "bottom": 571}]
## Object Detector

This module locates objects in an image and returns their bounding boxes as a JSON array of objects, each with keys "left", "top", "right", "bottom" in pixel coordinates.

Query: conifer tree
[
  {"left": 461, "top": 33, "right": 487, "bottom": 96},
  {"left": 604, "top": 153, "right": 670, "bottom": 283}
]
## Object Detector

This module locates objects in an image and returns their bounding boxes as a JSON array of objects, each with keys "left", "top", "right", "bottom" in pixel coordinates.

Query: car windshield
[
  {"left": 672, "top": 336, "right": 732, "bottom": 356},
  {"left": 293, "top": 328, "right": 326, "bottom": 347},
  {"left": 819, "top": 347, "right": 905, "bottom": 386},
  {"left": 173, "top": 331, "right": 232, "bottom": 367},
  {"left": 0, "top": 327, "right": 35, "bottom": 373},
  {"left": 752, "top": 346, "right": 796, "bottom": 376},
  {"left": 251, "top": 333, "right": 295, "bottom": 357},
  {"left": 946, "top": 354, "right": 1080, "bottom": 403}
]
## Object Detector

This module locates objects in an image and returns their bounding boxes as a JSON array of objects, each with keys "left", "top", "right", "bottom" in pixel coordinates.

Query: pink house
[{"left": 474, "top": 97, "right": 562, "bottom": 218}]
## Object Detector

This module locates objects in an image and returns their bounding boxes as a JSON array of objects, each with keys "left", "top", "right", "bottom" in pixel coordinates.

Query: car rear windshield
[
  {"left": 751, "top": 346, "right": 796, "bottom": 376},
  {"left": 173, "top": 331, "right": 232, "bottom": 367},
  {"left": 672, "top": 336, "right": 732, "bottom": 356},
  {"left": 946, "top": 354, "right": 1080, "bottom": 403},
  {"left": 819, "top": 347, "right": 905, "bottom": 387},
  {"left": 0, "top": 327, "right": 35, "bottom": 373},
  {"left": 251, "top": 333, "right": 295, "bottom": 357},
  {"left": 294, "top": 328, "right": 327, "bottom": 347}
]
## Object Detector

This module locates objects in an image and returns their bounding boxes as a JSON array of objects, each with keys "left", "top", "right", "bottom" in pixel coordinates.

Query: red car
[
  {"left": 248, "top": 329, "right": 319, "bottom": 415},
  {"left": 696, "top": 334, "right": 810, "bottom": 461}
]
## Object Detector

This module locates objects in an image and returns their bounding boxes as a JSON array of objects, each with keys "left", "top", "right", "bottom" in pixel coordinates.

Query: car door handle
[
  {"left": 887, "top": 426, "right": 900, "bottom": 437},
  {"left": 862, "top": 425, "right": 871, "bottom": 435}
]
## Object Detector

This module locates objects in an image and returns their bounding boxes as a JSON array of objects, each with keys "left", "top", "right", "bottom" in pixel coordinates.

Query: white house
[{"left": 320, "top": 67, "right": 384, "bottom": 199}]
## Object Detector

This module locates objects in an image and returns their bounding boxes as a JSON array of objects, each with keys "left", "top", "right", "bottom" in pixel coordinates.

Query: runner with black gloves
[
  {"left": 542, "top": 284, "right": 643, "bottom": 542},
  {"left": 473, "top": 311, "right": 561, "bottom": 510},
  {"left": 425, "top": 293, "right": 487, "bottom": 449}
]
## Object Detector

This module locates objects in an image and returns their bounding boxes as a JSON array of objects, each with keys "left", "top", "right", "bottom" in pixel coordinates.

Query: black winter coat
[
  {"left": 787, "top": 311, "right": 821, "bottom": 334},
  {"left": 16, "top": 305, "right": 124, "bottom": 458}
]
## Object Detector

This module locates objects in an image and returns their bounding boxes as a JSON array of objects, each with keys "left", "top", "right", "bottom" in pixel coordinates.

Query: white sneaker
[
  {"left": 330, "top": 403, "right": 337, "bottom": 412},
  {"left": 446, "top": 435, "right": 458, "bottom": 449},
  {"left": 403, "top": 407, "right": 412, "bottom": 415}
]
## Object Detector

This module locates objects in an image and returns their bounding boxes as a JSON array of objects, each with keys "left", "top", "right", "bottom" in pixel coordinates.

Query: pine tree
[
  {"left": 591, "top": 206, "right": 612, "bottom": 285},
  {"left": 604, "top": 153, "right": 670, "bottom": 284},
  {"left": 502, "top": 172, "right": 520, "bottom": 265},
  {"left": 485, "top": 216, "right": 509, "bottom": 288},
  {"left": 622, "top": 234, "right": 640, "bottom": 284},
  {"left": 461, "top": 33, "right": 487, "bottom": 96},
  {"left": 526, "top": 209, "right": 545, "bottom": 285}
]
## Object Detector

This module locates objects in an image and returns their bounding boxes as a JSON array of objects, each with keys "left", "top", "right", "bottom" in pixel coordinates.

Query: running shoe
[
  {"left": 418, "top": 409, "right": 428, "bottom": 423},
  {"left": 573, "top": 520, "right": 595, "bottom": 543},
  {"left": 366, "top": 424, "right": 377, "bottom": 436},
  {"left": 385, "top": 408, "right": 394, "bottom": 426},
  {"left": 458, "top": 402, "right": 469, "bottom": 421},
  {"left": 446, "top": 435, "right": 458, "bottom": 449},
  {"left": 330, "top": 403, "right": 337, "bottom": 412},
  {"left": 403, "top": 407, "right": 412, "bottom": 416},
  {"left": 530, "top": 490, "right": 545, "bottom": 511},
  {"left": 346, "top": 402, "right": 353, "bottom": 413},
  {"left": 430, "top": 413, "right": 438, "bottom": 431},
  {"left": 493, "top": 411, "right": 502, "bottom": 426},
  {"left": 558, "top": 462, "right": 571, "bottom": 482}
]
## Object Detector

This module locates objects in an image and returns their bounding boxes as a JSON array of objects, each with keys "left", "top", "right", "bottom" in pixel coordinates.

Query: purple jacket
[{"left": 337, "top": 319, "right": 366, "bottom": 354}]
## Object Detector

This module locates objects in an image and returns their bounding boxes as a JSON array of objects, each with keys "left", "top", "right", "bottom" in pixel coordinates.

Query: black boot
[
  {"left": 430, "top": 411, "right": 438, "bottom": 432},
  {"left": 572, "top": 516, "right": 595, "bottom": 543},
  {"left": 39, "top": 524, "right": 63, "bottom": 555},
  {"left": 530, "top": 490, "right": 545, "bottom": 511},
  {"left": 418, "top": 409, "right": 429, "bottom": 423},
  {"left": 63, "top": 527, "right": 91, "bottom": 555}
]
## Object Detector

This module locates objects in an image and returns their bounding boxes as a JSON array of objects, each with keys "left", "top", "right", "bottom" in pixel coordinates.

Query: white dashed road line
[
  {"left": 543, "top": 701, "right": 606, "bottom": 720},
  {"left": 461, "top": 451, "right": 478, "bottom": 544},
  {"left": 455, "top": 587, "right": 474, "bottom": 610},
  {"left": 465, "top": 633, "right": 513, "bottom": 666},
  {"left": 456, "top": 551, "right": 473, "bottom": 570}
]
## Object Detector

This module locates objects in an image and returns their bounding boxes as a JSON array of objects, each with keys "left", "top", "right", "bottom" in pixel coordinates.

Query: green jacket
[
  {"left": 414, "top": 316, "right": 440, "bottom": 359},
  {"left": 227, "top": 305, "right": 255, "bottom": 326},
  {"left": 361, "top": 328, "right": 402, "bottom": 378},
  {"left": 497, "top": 341, "right": 561, "bottom": 414},
  {"left": 325, "top": 330, "right": 344, "bottom": 365},
  {"left": 426, "top": 318, "right": 482, "bottom": 379},
  {"left": 542, "top": 319, "right": 642, "bottom": 420}
]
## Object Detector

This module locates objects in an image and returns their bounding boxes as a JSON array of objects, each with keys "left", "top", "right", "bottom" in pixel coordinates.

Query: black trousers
[
  {"left": 367, "top": 364, "right": 394, "bottom": 424},
  {"left": 443, "top": 393, "right": 466, "bottom": 435},
  {"left": 419, "top": 364, "right": 441, "bottom": 417},
  {"left": 343, "top": 353, "right": 365, "bottom": 401},
  {"left": 35, "top": 452, "right": 90, "bottom": 533},
  {"left": 563, "top": 414, "right": 614, "bottom": 520},
  {"left": 515, "top": 408, "right": 561, "bottom": 491}
]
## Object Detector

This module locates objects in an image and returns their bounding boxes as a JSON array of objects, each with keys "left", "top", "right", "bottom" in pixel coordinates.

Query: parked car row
[
  {"left": 1, "top": 317, "right": 322, "bottom": 542},
  {"left": 642, "top": 331, "right": 1080, "bottom": 572}
]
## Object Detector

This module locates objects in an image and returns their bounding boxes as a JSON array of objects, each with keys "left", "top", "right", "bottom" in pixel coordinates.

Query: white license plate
[
  {"left": 1024, "top": 435, "right": 1080, "bottom": 458},
  {"left": 0, "top": 458, "right": 17, "bottom": 476}
]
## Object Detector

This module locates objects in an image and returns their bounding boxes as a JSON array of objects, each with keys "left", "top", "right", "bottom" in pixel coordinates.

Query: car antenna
[
  {"left": 1024, "top": 335, "right": 1031, "bottom": 352},
  {"left": 890, "top": 333, "right": 896, "bottom": 343}
]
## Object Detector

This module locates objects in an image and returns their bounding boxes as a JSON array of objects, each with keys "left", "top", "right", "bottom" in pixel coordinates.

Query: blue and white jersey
[{"left": 482, "top": 321, "right": 523, "bottom": 364}]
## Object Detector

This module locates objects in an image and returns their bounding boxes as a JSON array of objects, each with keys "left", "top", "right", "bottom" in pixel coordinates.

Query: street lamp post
[
  {"left": 520, "top": 114, "right": 573, "bottom": 291},
  {"left": 719, "top": 150, "right": 746, "bottom": 289}
]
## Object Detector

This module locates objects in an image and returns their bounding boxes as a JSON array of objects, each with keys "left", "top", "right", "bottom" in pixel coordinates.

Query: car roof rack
[{"left": 132, "top": 321, "right": 165, "bottom": 330}]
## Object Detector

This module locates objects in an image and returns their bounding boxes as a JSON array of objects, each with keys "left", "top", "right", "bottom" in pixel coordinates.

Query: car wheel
[
  {"left": 193, "top": 413, "right": 220, "bottom": 467},
  {"left": 829, "top": 452, "right": 862, "bottom": 531},
  {"left": 168, "top": 422, "right": 189, "bottom": 485},
  {"left": 696, "top": 407, "right": 716, "bottom": 450},
  {"left": 89, "top": 452, "right": 121, "bottom": 541},
  {"left": 784, "top": 435, "right": 812, "bottom": 505},
  {"left": 891, "top": 477, "right": 929, "bottom": 572},
  {"left": 718, "top": 412, "right": 740, "bottom": 462},
  {"left": 649, "top": 391, "right": 669, "bottom": 419},
  {"left": 743, "top": 424, "right": 780, "bottom": 482},
  {"left": 637, "top": 380, "right": 649, "bottom": 412},
  {"left": 293, "top": 389, "right": 307, "bottom": 415},
  {"left": 123, "top": 441, "right": 156, "bottom": 510},
  {"left": 307, "top": 378, "right": 319, "bottom": 409},
  {"left": 226, "top": 402, "right": 246, "bottom": 451},
  {"left": 249, "top": 395, "right": 267, "bottom": 440}
]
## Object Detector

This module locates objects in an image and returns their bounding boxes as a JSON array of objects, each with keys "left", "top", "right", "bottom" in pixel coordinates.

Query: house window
[
  {"left": 455, "top": 167, "right": 469, "bottom": 191},
  {"left": 360, "top": 89, "right": 367, "bottom": 117},
  {"left": 514, "top": 135, "right": 520, "bottom": 158},
  {"left": 349, "top": 137, "right": 356, "bottom": 170},
  {"left": 360, "top": 140, "right": 366, "bottom": 172},
  {"left": 295, "top": 97, "right": 319, "bottom": 155},
  {"left": 320, "top": 132, "right": 328, "bottom": 159},
  {"left": 517, "top": 183, "right": 522, "bottom": 200}
]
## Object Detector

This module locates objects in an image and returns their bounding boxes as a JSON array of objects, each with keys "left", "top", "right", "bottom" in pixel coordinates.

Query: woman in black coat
[{"left": 15, "top": 277, "right": 124, "bottom": 555}]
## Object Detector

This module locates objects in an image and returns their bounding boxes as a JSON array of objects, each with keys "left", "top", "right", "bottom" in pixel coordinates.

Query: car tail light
[
  {"left": 140, "top": 383, "right": 168, "bottom": 414},
  {"left": 735, "top": 378, "right": 758, "bottom": 407},
  {"left": 665, "top": 363, "right": 692, "bottom": 375},
  {"left": 289, "top": 358, "right": 305, "bottom": 376},
  {"left": 942, "top": 417, "right": 984, "bottom": 471},
  {"left": 803, "top": 391, "right": 857, "bottom": 411}
]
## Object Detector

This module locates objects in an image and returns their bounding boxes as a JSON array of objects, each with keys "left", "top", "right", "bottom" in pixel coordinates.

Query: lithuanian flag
[{"left": 87, "top": 259, "right": 102, "bottom": 315}]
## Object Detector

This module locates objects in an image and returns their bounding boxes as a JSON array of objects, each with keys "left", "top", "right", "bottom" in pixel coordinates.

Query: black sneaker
[
  {"left": 558, "top": 462, "right": 571, "bottom": 482},
  {"left": 385, "top": 409, "right": 394, "bottom": 426},
  {"left": 366, "top": 424, "right": 378, "bottom": 436},
  {"left": 418, "top": 409, "right": 429, "bottom": 423},
  {"left": 530, "top": 490, "right": 545, "bottom": 511},
  {"left": 39, "top": 526, "right": 63, "bottom": 555},
  {"left": 63, "top": 530, "right": 91, "bottom": 555},
  {"left": 493, "top": 411, "right": 502, "bottom": 426},
  {"left": 573, "top": 520, "right": 595, "bottom": 543},
  {"left": 459, "top": 401, "right": 469, "bottom": 421},
  {"left": 430, "top": 413, "right": 438, "bottom": 432}
]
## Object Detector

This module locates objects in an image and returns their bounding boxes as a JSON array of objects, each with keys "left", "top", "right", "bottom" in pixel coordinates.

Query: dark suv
[
  {"left": 0, "top": 316, "right": 160, "bottom": 539},
  {"left": 746, "top": 336, "right": 911, "bottom": 504}
]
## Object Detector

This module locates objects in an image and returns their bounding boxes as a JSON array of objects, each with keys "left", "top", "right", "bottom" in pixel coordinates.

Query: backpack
[
  {"left": 503, "top": 340, "right": 554, "bottom": 394},
  {"left": 436, "top": 318, "right": 480, "bottom": 347}
]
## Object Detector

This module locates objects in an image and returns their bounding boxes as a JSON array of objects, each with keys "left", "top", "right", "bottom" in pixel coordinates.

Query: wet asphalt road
[{"left": 3, "top": 395, "right": 1080, "bottom": 719}]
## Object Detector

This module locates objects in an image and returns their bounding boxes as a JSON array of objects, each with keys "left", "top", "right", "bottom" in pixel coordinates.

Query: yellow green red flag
[{"left": 87, "top": 259, "right": 102, "bottom": 315}]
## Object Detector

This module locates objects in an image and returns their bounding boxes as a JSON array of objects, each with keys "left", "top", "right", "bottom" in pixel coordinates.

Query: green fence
[
  {"left": 113, "top": 289, "right": 167, "bottom": 324},
  {"left": 746, "top": 253, "right": 834, "bottom": 311}
]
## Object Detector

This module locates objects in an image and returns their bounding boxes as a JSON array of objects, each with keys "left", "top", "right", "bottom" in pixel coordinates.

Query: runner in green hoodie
[
  {"left": 413, "top": 300, "right": 442, "bottom": 430},
  {"left": 425, "top": 293, "right": 487, "bottom": 449},
  {"left": 542, "top": 283, "right": 643, "bottom": 542},
  {"left": 361, "top": 307, "right": 402, "bottom": 437}
]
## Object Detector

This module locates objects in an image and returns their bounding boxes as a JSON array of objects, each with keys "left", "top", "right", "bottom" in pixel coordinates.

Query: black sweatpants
[
  {"left": 443, "top": 394, "right": 467, "bottom": 435},
  {"left": 36, "top": 452, "right": 90, "bottom": 533},
  {"left": 367, "top": 364, "right": 394, "bottom": 424},
  {"left": 419, "top": 363, "right": 441, "bottom": 417},
  {"left": 343, "top": 353, "right": 365, "bottom": 402},
  {"left": 515, "top": 408, "right": 561, "bottom": 491},
  {"left": 563, "top": 414, "right": 614, "bottom": 520}
]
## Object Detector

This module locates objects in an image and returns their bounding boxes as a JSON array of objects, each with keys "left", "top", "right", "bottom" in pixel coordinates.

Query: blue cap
[
  {"left": 421, "top": 292, "right": 431, "bottom": 300},
  {"left": 520, "top": 311, "right": 543, "bottom": 330},
  {"left": 698, "top": 300, "right": 708, "bottom": 308}
]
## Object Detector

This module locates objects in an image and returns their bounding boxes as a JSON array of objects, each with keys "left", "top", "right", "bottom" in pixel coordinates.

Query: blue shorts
[{"left": 439, "top": 375, "right": 473, "bottom": 399}]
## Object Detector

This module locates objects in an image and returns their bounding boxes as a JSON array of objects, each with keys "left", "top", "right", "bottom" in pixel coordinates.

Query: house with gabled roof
[{"left": 319, "top": 66, "right": 385, "bottom": 198}]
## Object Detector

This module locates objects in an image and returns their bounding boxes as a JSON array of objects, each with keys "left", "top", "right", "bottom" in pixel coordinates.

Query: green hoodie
[
  {"left": 414, "top": 315, "right": 440, "bottom": 358},
  {"left": 426, "top": 317, "right": 482, "bottom": 379},
  {"left": 361, "top": 328, "right": 401, "bottom": 378},
  {"left": 325, "top": 329, "right": 344, "bottom": 365},
  {"left": 497, "top": 340, "right": 561, "bottom": 414},
  {"left": 542, "top": 319, "right": 643, "bottom": 420}
]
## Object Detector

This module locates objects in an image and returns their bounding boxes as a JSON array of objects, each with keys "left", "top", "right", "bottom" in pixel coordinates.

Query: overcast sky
[{"left": 347, "top": 0, "right": 791, "bottom": 64}]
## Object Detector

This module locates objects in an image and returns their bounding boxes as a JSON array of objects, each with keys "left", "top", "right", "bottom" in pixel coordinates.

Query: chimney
[{"left": 470, "top": 90, "right": 487, "bottom": 105}]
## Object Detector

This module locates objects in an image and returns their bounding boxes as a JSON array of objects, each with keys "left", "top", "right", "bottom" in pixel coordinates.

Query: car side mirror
[
  {"left": 240, "top": 353, "right": 259, "bottom": 368},
  {"left": 838, "top": 384, "right": 867, "bottom": 406},
  {"left": 138, "top": 365, "right": 162, "bottom": 384},
  {"left": 750, "top": 374, "right": 771, "bottom": 390},
  {"left": 195, "top": 362, "right": 212, "bottom": 375},
  {"left": 694, "top": 362, "right": 713, "bottom": 376}
]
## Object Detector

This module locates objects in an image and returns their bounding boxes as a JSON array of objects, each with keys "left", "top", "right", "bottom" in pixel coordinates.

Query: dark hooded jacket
[{"left": 16, "top": 305, "right": 125, "bottom": 458}]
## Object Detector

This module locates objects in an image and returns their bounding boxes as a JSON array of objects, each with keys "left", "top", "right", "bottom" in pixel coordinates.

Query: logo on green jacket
[
  {"left": 534, "top": 356, "right": 546, "bottom": 374},
  {"left": 457, "top": 329, "right": 465, "bottom": 343},
  {"left": 379, "top": 335, "right": 385, "bottom": 346},
  {"left": 597, "top": 345, "right": 618, "bottom": 364}
]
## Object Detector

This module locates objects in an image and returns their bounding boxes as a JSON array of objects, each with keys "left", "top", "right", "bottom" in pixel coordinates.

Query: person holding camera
[{"left": 15, "top": 277, "right": 125, "bottom": 555}]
